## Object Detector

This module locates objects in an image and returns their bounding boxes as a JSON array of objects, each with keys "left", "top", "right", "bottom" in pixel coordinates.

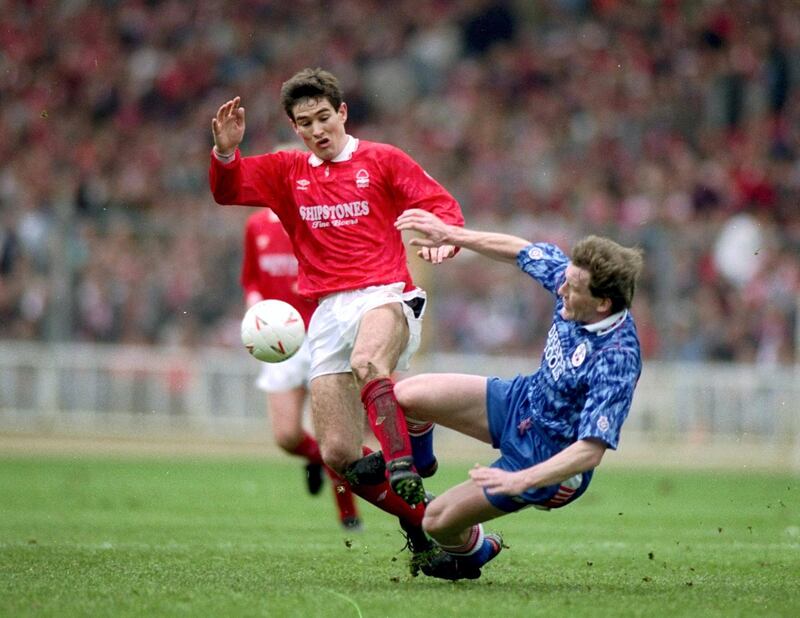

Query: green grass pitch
[{"left": 1, "top": 455, "right": 798, "bottom": 617}]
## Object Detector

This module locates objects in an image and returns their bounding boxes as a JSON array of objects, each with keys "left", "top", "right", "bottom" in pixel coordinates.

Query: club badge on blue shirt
[
  {"left": 527, "top": 246, "right": 545, "bottom": 260},
  {"left": 571, "top": 342, "right": 587, "bottom": 367}
]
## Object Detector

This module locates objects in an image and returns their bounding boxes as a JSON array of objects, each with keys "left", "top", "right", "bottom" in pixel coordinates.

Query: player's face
[
  {"left": 291, "top": 98, "right": 348, "bottom": 161},
  {"left": 558, "top": 264, "right": 608, "bottom": 323}
]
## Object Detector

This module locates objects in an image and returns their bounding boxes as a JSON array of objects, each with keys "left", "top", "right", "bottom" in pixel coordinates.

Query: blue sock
[
  {"left": 467, "top": 536, "right": 499, "bottom": 568},
  {"left": 441, "top": 524, "right": 500, "bottom": 569},
  {"left": 450, "top": 529, "right": 500, "bottom": 569},
  {"left": 409, "top": 423, "right": 436, "bottom": 472}
]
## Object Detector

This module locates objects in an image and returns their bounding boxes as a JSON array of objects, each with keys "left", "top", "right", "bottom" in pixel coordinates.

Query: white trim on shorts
[
  {"left": 307, "top": 282, "right": 427, "bottom": 380},
  {"left": 255, "top": 339, "right": 311, "bottom": 393}
]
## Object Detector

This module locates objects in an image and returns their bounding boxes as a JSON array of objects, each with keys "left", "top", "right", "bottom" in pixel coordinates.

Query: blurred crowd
[{"left": 1, "top": 0, "right": 798, "bottom": 364}]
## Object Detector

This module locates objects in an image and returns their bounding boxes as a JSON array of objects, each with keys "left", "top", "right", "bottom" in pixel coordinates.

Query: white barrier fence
[{"left": 0, "top": 343, "right": 798, "bottom": 469}]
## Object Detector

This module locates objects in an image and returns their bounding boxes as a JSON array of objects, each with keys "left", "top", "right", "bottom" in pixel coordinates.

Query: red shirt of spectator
[
  {"left": 241, "top": 209, "right": 317, "bottom": 328},
  {"left": 211, "top": 137, "right": 464, "bottom": 299}
]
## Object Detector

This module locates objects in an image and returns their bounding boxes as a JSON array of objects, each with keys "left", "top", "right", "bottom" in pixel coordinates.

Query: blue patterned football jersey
[{"left": 515, "top": 243, "right": 642, "bottom": 450}]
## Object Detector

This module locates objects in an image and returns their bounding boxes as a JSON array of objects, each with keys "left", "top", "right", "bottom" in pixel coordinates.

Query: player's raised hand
[{"left": 212, "top": 97, "right": 246, "bottom": 156}]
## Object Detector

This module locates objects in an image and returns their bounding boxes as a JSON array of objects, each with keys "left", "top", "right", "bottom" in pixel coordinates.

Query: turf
[{"left": 0, "top": 455, "right": 797, "bottom": 617}]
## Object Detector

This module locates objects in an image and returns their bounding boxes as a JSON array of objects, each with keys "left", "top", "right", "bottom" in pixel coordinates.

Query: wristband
[{"left": 213, "top": 147, "right": 236, "bottom": 163}]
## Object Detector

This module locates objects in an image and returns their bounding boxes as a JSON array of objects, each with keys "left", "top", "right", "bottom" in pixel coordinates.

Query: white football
[{"left": 240, "top": 299, "right": 305, "bottom": 363}]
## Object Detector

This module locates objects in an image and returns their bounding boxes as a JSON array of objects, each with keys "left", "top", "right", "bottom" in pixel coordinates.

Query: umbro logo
[
  {"left": 517, "top": 417, "right": 533, "bottom": 436},
  {"left": 296, "top": 179, "right": 310, "bottom": 191}
]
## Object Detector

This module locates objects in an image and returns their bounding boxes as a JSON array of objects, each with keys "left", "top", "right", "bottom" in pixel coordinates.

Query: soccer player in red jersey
[
  {"left": 241, "top": 203, "right": 361, "bottom": 531},
  {"left": 210, "top": 68, "right": 464, "bottom": 576}
]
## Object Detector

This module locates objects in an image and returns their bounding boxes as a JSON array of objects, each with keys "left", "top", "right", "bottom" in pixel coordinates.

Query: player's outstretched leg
[
  {"left": 407, "top": 420, "right": 437, "bottom": 478},
  {"left": 360, "top": 378, "right": 425, "bottom": 505}
]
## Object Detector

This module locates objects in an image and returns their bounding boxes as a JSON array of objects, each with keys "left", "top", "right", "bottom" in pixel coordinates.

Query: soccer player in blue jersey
[{"left": 393, "top": 209, "right": 644, "bottom": 581}]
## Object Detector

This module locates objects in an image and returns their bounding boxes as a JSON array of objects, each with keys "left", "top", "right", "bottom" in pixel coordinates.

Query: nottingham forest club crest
[{"left": 355, "top": 169, "right": 369, "bottom": 188}]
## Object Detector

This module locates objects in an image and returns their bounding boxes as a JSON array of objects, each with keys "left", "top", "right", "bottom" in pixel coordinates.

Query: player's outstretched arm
[
  {"left": 469, "top": 439, "right": 606, "bottom": 495},
  {"left": 211, "top": 96, "right": 246, "bottom": 156},
  {"left": 396, "top": 209, "right": 529, "bottom": 264}
]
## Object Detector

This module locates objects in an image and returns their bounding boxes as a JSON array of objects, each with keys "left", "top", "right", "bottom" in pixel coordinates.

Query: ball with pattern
[{"left": 240, "top": 300, "right": 305, "bottom": 363}]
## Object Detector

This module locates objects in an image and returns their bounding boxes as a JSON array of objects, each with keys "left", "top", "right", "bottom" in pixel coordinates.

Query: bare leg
[
  {"left": 268, "top": 385, "right": 359, "bottom": 525},
  {"left": 395, "top": 373, "right": 502, "bottom": 543},
  {"left": 423, "top": 480, "right": 505, "bottom": 545},
  {"left": 420, "top": 480, "right": 507, "bottom": 580},
  {"left": 267, "top": 388, "right": 307, "bottom": 452},
  {"left": 309, "top": 373, "right": 364, "bottom": 473},
  {"left": 266, "top": 387, "right": 325, "bottom": 494},
  {"left": 350, "top": 303, "right": 407, "bottom": 386},
  {"left": 349, "top": 303, "right": 430, "bottom": 503},
  {"left": 393, "top": 373, "right": 492, "bottom": 443}
]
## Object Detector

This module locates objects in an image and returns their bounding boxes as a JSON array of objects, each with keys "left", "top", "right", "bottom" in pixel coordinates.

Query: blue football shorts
[{"left": 484, "top": 375, "right": 593, "bottom": 513}]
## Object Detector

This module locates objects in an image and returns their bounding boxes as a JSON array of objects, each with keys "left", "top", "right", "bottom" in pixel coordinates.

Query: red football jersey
[
  {"left": 211, "top": 137, "right": 464, "bottom": 299},
  {"left": 241, "top": 209, "right": 317, "bottom": 327}
]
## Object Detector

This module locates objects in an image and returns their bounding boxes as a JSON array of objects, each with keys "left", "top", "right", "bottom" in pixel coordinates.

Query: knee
[
  {"left": 421, "top": 497, "right": 449, "bottom": 538},
  {"left": 272, "top": 427, "right": 301, "bottom": 453},
  {"left": 350, "top": 353, "right": 383, "bottom": 386},
  {"left": 392, "top": 378, "right": 414, "bottom": 409},
  {"left": 320, "top": 440, "right": 356, "bottom": 474},
  {"left": 393, "top": 376, "right": 426, "bottom": 415}
]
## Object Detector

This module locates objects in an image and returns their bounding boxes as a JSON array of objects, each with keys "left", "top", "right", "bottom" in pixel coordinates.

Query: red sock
[
  {"left": 360, "top": 378, "right": 412, "bottom": 463},
  {"left": 349, "top": 477, "right": 424, "bottom": 526},
  {"left": 325, "top": 468, "right": 359, "bottom": 521},
  {"left": 288, "top": 432, "right": 322, "bottom": 464},
  {"left": 347, "top": 446, "right": 424, "bottom": 526}
]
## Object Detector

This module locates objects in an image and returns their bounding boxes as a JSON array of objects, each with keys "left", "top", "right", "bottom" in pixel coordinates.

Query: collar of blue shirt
[{"left": 580, "top": 309, "right": 628, "bottom": 336}]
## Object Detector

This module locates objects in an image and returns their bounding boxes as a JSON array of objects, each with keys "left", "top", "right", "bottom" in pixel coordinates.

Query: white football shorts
[
  {"left": 307, "top": 282, "right": 427, "bottom": 380},
  {"left": 255, "top": 338, "right": 311, "bottom": 393}
]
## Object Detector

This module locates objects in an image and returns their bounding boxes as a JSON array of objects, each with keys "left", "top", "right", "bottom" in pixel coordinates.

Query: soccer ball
[{"left": 240, "top": 299, "right": 305, "bottom": 363}]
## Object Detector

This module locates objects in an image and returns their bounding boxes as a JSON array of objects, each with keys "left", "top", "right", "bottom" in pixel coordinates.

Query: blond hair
[{"left": 571, "top": 235, "right": 644, "bottom": 312}]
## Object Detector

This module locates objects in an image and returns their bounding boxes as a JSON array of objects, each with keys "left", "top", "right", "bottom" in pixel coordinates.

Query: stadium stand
[{"left": 0, "top": 0, "right": 797, "bottom": 366}]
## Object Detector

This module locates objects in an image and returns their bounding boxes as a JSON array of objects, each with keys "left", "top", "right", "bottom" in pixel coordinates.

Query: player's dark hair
[
  {"left": 280, "top": 68, "right": 343, "bottom": 121},
  {"left": 571, "top": 235, "right": 644, "bottom": 312}
]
